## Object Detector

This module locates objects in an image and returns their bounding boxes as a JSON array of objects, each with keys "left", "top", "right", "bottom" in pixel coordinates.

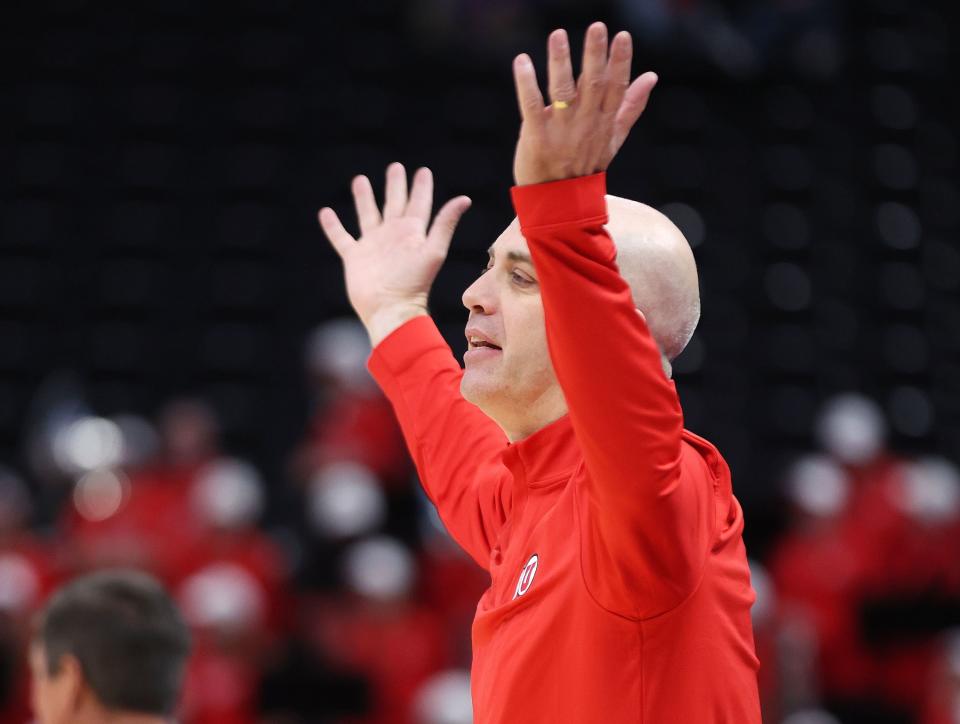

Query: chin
[{"left": 460, "top": 370, "right": 503, "bottom": 410}]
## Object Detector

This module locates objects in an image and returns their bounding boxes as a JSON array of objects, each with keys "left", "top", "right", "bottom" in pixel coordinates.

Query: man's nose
[{"left": 462, "top": 271, "right": 496, "bottom": 313}]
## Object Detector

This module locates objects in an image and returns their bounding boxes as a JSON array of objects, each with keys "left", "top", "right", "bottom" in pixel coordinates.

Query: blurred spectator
[
  {"left": 781, "top": 709, "right": 843, "bottom": 724},
  {"left": 1, "top": 614, "right": 30, "bottom": 723},
  {"left": 292, "top": 459, "right": 391, "bottom": 593},
  {"left": 0, "top": 467, "right": 58, "bottom": 614},
  {"left": 860, "top": 458, "right": 960, "bottom": 716},
  {"left": 771, "top": 394, "right": 960, "bottom": 722},
  {"left": 290, "top": 320, "right": 420, "bottom": 597},
  {"left": 58, "top": 399, "right": 220, "bottom": 578},
  {"left": 307, "top": 462, "right": 388, "bottom": 541},
  {"left": 157, "top": 399, "right": 220, "bottom": 471},
  {"left": 174, "top": 457, "right": 290, "bottom": 636},
  {"left": 179, "top": 640, "right": 261, "bottom": 724},
  {"left": 28, "top": 569, "right": 190, "bottom": 724},
  {"left": 305, "top": 536, "right": 449, "bottom": 724},
  {"left": 920, "top": 629, "right": 960, "bottom": 724},
  {"left": 22, "top": 373, "right": 93, "bottom": 496},
  {"left": 418, "top": 503, "right": 488, "bottom": 668},
  {"left": 769, "top": 452, "right": 875, "bottom": 706},
  {"left": 290, "top": 320, "right": 409, "bottom": 490},
  {"left": 0, "top": 467, "right": 58, "bottom": 722},
  {"left": 412, "top": 669, "right": 472, "bottom": 724},
  {"left": 173, "top": 459, "right": 292, "bottom": 724},
  {"left": 257, "top": 634, "right": 371, "bottom": 723},
  {"left": 748, "top": 558, "right": 784, "bottom": 721}
]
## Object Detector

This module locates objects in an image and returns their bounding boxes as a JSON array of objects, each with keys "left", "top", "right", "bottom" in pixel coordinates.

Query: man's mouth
[
  {"left": 465, "top": 326, "right": 502, "bottom": 351},
  {"left": 467, "top": 336, "right": 502, "bottom": 350}
]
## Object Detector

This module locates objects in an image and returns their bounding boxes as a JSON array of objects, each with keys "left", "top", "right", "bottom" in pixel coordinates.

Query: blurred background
[{"left": 1, "top": 0, "right": 958, "bottom": 722}]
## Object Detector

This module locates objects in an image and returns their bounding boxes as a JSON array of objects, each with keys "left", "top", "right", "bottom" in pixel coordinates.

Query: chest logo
[{"left": 513, "top": 553, "right": 539, "bottom": 599}]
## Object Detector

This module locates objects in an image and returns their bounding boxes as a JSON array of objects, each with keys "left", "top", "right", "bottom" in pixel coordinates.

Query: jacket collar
[{"left": 501, "top": 414, "right": 580, "bottom": 489}]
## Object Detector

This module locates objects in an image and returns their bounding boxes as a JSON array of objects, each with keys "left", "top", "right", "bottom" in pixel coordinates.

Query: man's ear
[
  {"left": 660, "top": 356, "right": 673, "bottom": 380},
  {"left": 636, "top": 308, "right": 672, "bottom": 379},
  {"left": 57, "top": 654, "right": 86, "bottom": 711}
]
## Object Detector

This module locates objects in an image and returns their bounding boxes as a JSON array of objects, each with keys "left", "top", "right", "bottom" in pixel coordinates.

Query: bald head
[
  {"left": 603, "top": 195, "right": 700, "bottom": 362},
  {"left": 462, "top": 199, "right": 701, "bottom": 438}
]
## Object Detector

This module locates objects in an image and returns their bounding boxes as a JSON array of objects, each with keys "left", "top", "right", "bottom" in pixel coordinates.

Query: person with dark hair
[{"left": 29, "top": 569, "right": 191, "bottom": 724}]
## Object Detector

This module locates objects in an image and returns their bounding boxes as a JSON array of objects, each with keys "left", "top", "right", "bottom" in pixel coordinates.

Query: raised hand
[
  {"left": 318, "top": 163, "right": 471, "bottom": 346},
  {"left": 512, "top": 22, "right": 658, "bottom": 186}
]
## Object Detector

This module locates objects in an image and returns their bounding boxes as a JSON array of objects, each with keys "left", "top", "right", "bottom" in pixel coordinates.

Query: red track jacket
[{"left": 368, "top": 172, "right": 762, "bottom": 723}]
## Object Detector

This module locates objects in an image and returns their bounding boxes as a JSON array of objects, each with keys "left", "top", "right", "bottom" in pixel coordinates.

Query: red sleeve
[
  {"left": 511, "top": 173, "right": 717, "bottom": 617},
  {"left": 367, "top": 315, "right": 510, "bottom": 570}
]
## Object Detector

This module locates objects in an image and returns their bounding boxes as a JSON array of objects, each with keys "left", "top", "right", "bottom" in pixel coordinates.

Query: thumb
[
  {"left": 317, "top": 207, "right": 356, "bottom": 259},
  {"left": 610, "top": 71, "right": 658, "bottom": 159},
  {"left": 426, "top": 196, "right": 472, "bottom": 256}
]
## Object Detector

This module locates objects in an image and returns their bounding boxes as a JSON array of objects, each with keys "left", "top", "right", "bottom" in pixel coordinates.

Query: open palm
[
  {"left": 318, "top": 163, "right": 471, "bottom": 341},
  {"left": 512, "top": 23, "right": 658, "bottom": 186}
]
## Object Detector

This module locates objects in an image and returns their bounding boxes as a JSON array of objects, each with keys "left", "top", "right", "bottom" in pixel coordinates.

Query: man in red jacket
[{"left": 319, "top": 22, "right": 761, "bottom": 723}]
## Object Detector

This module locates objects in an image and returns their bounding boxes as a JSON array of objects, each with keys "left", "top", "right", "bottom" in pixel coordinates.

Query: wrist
[
  {"left": 363, "top": 303, "right": 430, "bottom": 348},
  {"left": 510, "top": 172, "right": 607, "bottom": 228}
]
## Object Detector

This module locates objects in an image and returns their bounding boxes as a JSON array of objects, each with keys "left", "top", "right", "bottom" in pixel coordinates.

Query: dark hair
[{"left": 36, "top": 569, "right": 191, "bottom": 716}]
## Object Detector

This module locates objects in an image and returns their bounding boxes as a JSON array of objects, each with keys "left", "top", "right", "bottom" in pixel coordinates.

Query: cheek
[{"left": 503, "top": 306, "right": 553, "bottom": 377}]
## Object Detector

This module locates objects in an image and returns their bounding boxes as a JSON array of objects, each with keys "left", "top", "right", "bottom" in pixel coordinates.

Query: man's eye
[{"left": 511, "top": 271, "right": 533, "bottom": 286}]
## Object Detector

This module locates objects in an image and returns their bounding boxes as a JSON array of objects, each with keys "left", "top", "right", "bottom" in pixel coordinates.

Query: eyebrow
[{"left": 487, "top": 247, "right": 533, "bottom": 264}]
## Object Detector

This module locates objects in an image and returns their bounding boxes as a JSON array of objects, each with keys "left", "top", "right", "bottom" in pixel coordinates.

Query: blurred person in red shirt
[
  {"left": 411, "top": 669, "right": 472, "bottom": 724},
  {"left": 747, "top": 558, "right": 790, "bottom": 722},
  {"left": 860, "top": 457, "right": 960, "bottom": 717},
  {"left": 814, "top": 394, "right": 906, "bottom": 586},
  {"left": 171, "top": 457, "right": 291, "bottom": 638},
  {"left": 772, "top": 396, "right": 960, "bottom": 721},
  {"left": 768, "top": 453, "right": 878, "bottom": 704},
  {"left": 304, "top": 536, "right": 448, "bottom": 724},
  {"left": 0, "top": 467, "right": 60, "bottom": 724},
  {"left": 294, "top": 459, "right": 390, "bottom": 593},
  {"left": 1, "top": 614, "right": 31, "bottom": 724},
  {"left": 290, "top": 319, "right": 410, "bottom": 490},
  {"left": 178, "top": 638, "right": 261, "bottom": 724},
  {"left": 59, "top": 399, "right": 221, "bottom": 580},
  {"left": 318, "top": 22, "right": 760, "bottom": 723},
  {"left": 0, "top": 467, "right": 59, "bottom": 615},
  {"left": 818, "top": 395, "right": 960, "bottom": 717},
  {"left": 172, "top": 458, "right": 293, "bottom": 724},
  {"left": 920, "top": 629, "right": 960, "bottom": 724},
  {"left": 417, "top": 509, "right": 489, "bottom": 668}
]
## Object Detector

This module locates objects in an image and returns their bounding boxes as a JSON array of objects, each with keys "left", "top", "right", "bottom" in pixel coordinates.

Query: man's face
[
  {"left": 29, "top": 644, "right": 74, "bottom": 724},
  {"left": 460, "top": 220, "right": 561, "bottom": 424}
]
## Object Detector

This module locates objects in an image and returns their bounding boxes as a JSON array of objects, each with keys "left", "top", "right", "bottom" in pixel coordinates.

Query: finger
[
  {"left": 426, "top": 196, "right": 472, "bottom": 257},
  {"left": 351, "top": 175, "right": 381, "bottom": 235},
  {"left": 317, "top": 207, "right": 356, "bottom": 259},
  {"left": 611, "top": 71, "right": 658, "bottom": 156},
  {"left": 547, "top": 29, "right": 576, "bottom": 104},
  {"left": 577, "top": 22, "right": 609, "bottom": 111},
  {"left": 405, "top": 167, "right": 434, "bottom": 229},
  {"left": 382, "top": 162, "right": 408, "bottom": 219},
  {"left": 513, "top": 54, "right": 546, "bottom": 133},
  {"left": 602, "top": 31, "right": 633, "bottom": 113}
]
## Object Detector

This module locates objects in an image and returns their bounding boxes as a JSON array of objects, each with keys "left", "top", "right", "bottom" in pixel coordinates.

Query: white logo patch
[{"left": 513, "top": 553, "right": 539, "bottom": 599}]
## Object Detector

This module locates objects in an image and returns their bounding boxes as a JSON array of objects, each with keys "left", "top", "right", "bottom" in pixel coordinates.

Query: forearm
[
  {"left": 512, "top": 173, "right": 683, "bottom": 479},
  {"left": 368, "top": 316, "right": 510, "bottom": 567},
  {"left": 513, "top": 174, "right": 712, "bottom": 609}
]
